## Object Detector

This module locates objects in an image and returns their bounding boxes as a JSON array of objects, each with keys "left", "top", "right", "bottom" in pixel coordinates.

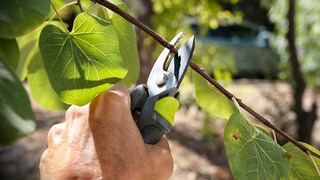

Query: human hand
[{"left": 40, "top": 84, "right": 173, "bottom": 180}]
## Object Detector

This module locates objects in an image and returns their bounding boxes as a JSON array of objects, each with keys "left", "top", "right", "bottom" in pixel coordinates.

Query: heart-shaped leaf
[
  {"left": 193, "top": 72, "right": 239, "bottom": 119},
  {"left": 39, "top": 12, "right": 127, "bottom": 105},
  {"left": 224, "top": 113, "right": 292, "bottom": 179},
  {"left": 0, "top": 0, "right": 50, "bottom": 38},
  {"left": 283, "top": 142, "right": 320, "bottom": 179},
  {"left": 0, "top": 60, "right": 35, "bottom": 147}
]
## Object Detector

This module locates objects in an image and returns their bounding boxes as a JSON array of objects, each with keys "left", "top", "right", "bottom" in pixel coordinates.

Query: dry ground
[{"left": 1, "top": 80, "right": 319, "bottom": 180}]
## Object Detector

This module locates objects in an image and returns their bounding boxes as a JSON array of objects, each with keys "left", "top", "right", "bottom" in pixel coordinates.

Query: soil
[{"left": 0, "top": 80, "right": 319, "bottom": 180}]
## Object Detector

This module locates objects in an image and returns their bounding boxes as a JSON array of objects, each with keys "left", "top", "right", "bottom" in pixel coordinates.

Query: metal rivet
[{"left": 156, "top": 73, "right": 168, "bottom": 87}]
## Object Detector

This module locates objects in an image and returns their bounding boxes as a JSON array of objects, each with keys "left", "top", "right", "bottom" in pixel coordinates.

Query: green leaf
[
  {"left": 0, "top": 38, "right": 19, "bottom": 71},
  {"left": 28, "top": 48, "right": 69, "bottom": 110},
  {"left": 0, "top": 0, "right": 50, "bottom": 38},
  {"left": 39, "top": 12, "right": 127, "bottom": 105},
  {"left": 20, "top": 21, "right": 69, "bottom": 110},
  {"left": 193, "top": 72, "right": 239, "bottom": 119},
  {"left": 283, "top": 142, "right": 320, "bottom": 180},
  {"left": 224, "top": 113, "right": 292, "bottom": 180},
  {"left": 0, "top": 60, "right": 35, "bottom": 147},
  {"left": 98, "top": 3, "right": 140, "bottom": 86},
  {"left": 16, "top": 24, "right": 46, "bottom": 80}
]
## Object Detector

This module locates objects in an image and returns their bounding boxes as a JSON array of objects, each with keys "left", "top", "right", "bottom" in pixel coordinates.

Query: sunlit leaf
[
  {"left": 0, "top": 0, "right": 50, "bottom": 38},
  {"left": 224, "top": 113, "right": 292, "bottom": 179},
  {"left": 283, "top": 142, "right": 320, "bottom": 180},
  {"left": 0, "top": 60, "right": 35, "bottom": 147},
  {"left": 0, "top": 38, "right": 19, "bottom": 71},
  {"left": 193, "top": 72, "right": 239, "bottom": 119},
  {"left": 98, "top": 2, "right": 140, "bottom": 86},
  {"left": 39, "top": 12, "right": 127, "bottom": 105}
]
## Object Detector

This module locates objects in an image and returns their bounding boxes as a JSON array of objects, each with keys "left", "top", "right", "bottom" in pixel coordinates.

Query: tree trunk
[{"left": 286, "top": 0, "right": 317, "bottom": 143}]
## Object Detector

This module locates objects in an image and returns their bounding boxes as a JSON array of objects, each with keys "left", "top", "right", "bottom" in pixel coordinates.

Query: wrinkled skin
[{"left": 40, "top": 85, "right": 173, "bottom": 180}]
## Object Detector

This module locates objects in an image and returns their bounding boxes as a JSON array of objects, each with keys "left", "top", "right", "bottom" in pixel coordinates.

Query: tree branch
[{"left": 91, "top": 0, "right": 320, "bottom": 159}]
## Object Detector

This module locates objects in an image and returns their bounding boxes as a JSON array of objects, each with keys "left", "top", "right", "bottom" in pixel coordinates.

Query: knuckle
[
  {"left": 66, "top": 105, "right": 87, "bottom": 123},
  {"left": 47, "top": 123, "right": 65, "bottom": 147}
]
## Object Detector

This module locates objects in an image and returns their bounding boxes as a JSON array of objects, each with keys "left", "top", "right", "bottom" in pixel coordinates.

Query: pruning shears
[{"left": 130, "top": 33, "right": 195, "bottom": 144}]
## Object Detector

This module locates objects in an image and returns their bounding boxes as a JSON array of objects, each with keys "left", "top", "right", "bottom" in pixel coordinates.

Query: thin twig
[{"left": 92, "top": 0, "right": 320, "bottom": 159}]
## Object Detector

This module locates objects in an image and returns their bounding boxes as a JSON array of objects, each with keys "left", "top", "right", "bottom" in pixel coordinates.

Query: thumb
[{"left": 88, "top": 84, "right": 146, "bottom": 172}]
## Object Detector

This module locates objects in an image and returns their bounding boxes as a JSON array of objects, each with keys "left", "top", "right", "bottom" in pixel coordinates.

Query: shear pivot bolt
[{"left": 156, "top": 73, "right": 168, "bottom": 87}]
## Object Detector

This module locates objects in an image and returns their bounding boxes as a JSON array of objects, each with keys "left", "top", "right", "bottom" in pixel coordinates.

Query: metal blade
[
  {"left": 147, "top": 34, "right": 195, "bottom": 96},
  {"left": 168, "top": 36, "right": 195, "bottom": 89},
  {"left": 147, "top": 33, "right": 184, "bottom": 96}
]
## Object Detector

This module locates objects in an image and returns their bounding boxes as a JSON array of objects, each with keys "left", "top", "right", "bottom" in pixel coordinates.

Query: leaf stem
[
  {"left": 49, "top": 1, "right": 77, "bottom": 22},
  {"left": 92, "top": 0, "right": 320, "bottom": 159},
  {"left": 50, "top": 1, "right": 69, "bottom": 33}
]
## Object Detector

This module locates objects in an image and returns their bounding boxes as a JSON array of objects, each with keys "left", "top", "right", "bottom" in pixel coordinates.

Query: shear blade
[
  {"left": 147, "top": 34, "right": 195, "bottom": 96},
  {"left": 168, "top": 36, "right": 195, "bottom": 89}
]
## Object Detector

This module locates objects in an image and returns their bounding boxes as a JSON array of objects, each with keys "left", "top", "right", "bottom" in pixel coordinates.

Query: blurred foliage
[
  {"left": 148, "top": 0, "right": 280, "bottom": 81},
  {"left": 151, "top": 0, "right": 242, "bottom": 37},
  {"left": 261, "top": 0, "right": 320, "bottom": 89},
  {"left": 149, "top": 0, "right": 242, "bottom": 81},
  {"left": 0, "top": 60, "right": 36, "bottom": 147},
  {"left": 193, "top": 42, "right": 235, "bottom": 84}
]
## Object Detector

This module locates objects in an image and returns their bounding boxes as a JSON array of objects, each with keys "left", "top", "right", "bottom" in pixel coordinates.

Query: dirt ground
[{"left": 1, "top": 80, "right": 319, "bottom": 180}]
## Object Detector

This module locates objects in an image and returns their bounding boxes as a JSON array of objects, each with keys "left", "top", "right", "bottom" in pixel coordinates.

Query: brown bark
[{"left": 286, "top": 0, "right": 317, "bottom": 143}]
